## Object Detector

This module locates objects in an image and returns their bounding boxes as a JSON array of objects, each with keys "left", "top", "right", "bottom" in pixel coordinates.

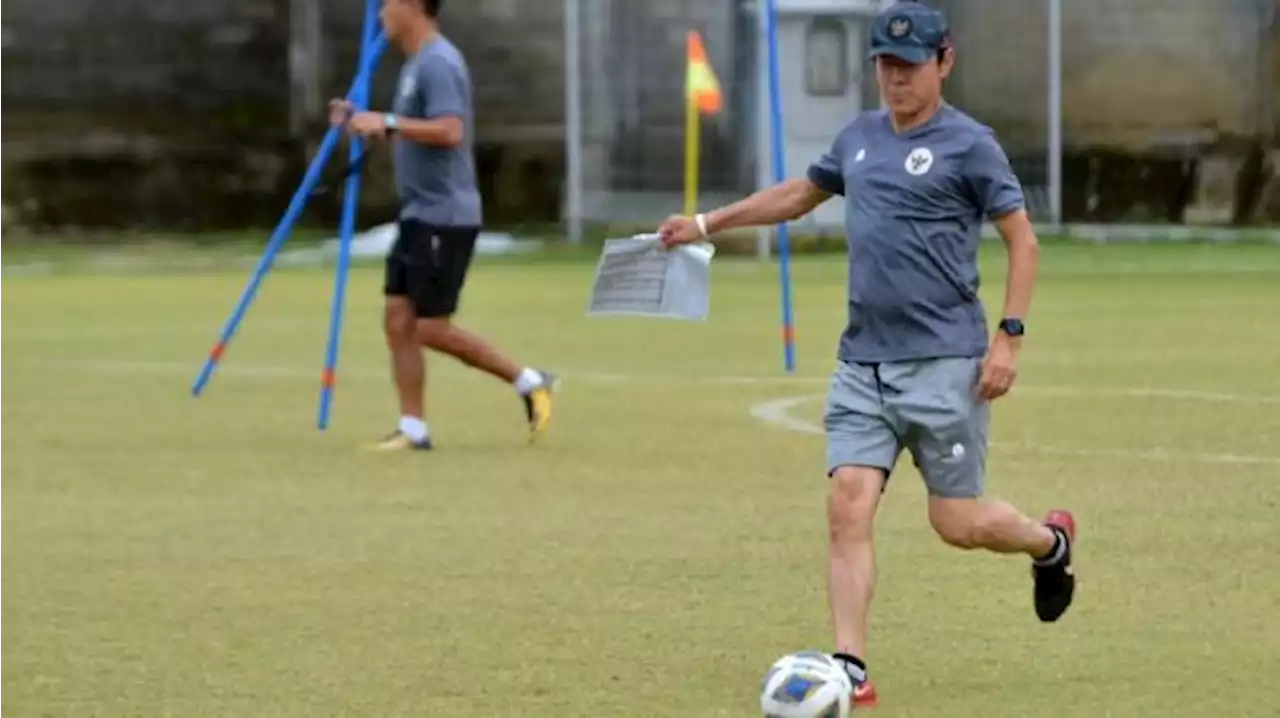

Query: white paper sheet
[{"left": 586, "top": 234, "right": 716, "bottom": 321}]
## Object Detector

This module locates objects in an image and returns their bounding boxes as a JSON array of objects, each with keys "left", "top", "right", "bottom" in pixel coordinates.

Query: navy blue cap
[{"left": 869, "top": 2, "right": 951, "bottom": 65}]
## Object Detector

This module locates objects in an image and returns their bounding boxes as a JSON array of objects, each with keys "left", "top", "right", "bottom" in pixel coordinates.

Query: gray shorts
[{"left": 823, "top": 357, "right": 989, "bottom": 498}]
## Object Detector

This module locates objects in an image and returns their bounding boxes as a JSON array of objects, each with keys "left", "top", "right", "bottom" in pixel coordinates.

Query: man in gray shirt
[
  {"left": 660, "top": 2, "right": 1076, "bottom": 708},
  {"left": 335, "top": 0, "right": 555, "bottom": 451}
]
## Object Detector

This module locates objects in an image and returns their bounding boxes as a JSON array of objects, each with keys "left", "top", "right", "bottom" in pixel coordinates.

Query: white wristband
[{"left": 694, "top": 213, "right": 709, "bottom": 238}]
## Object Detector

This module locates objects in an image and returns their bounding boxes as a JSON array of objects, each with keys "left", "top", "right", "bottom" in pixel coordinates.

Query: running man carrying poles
[
  {"left": 333, "top": 0, "right": 557, "bottom": 451},
  {"left": 659, "top": 1, "right": 1076, "bottom": 707}
]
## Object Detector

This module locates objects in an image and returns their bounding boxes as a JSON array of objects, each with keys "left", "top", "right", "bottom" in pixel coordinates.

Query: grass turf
[{"left": 3, "top": 242, "right": 1279, "bottom": 716}]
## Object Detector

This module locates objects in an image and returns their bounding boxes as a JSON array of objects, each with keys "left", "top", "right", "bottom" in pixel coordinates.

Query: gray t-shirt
[
  {"left": 806, "top": 104, "right": 1025, "bottom": 363},
  {"left": 391, "top": 36, "right": 482, "bottom": 227}
]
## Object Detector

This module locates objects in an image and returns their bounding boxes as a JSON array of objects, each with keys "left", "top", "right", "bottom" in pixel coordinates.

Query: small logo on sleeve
[
  {"left": 855, "top": 148, "right": 867, "bottom": 163},
  {"left": 398, "top": 74, "right": 416, "bottom": 98}
]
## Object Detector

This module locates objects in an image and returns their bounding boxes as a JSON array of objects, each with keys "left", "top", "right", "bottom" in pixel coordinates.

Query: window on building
[{"left": 805, "top": 18, "right": 848, "bottom": 97}]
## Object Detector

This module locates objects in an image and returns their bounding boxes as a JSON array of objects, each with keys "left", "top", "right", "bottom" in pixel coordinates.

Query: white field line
[
  {"left": 13, "top": 357, "right": 1279, "bottom": 465},
  {"left": 748, "top": 395, "right": 1280, "bottom": 467},
  {"left": 30, "top": 357, "right": 1280, "bottom": 406},
  {"left": 4, "top": 290, "right": 1277, "bottom": 340}
]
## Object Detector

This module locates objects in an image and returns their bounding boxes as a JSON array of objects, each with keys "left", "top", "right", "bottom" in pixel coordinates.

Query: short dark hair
[
  {"left": 935, "top": 33, "right": 952, "bottom": 63},
  {"left": 422, "top": 0, "right": 442, "bottom": 17}
]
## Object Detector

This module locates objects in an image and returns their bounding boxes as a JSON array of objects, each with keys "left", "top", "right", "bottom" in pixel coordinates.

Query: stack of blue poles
[{"left": 190, "top": 0, "right": 386, "bottom": 430}]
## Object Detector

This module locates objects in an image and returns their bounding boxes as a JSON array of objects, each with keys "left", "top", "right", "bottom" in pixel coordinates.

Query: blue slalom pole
[
  {"left": 763, "top": 0, "right": 797, "bottom": 373},
  {"left": 190, "top": 32, "right": 388, "bottom": 398},
  {"left": 317, "top": 0, "right": 381, "bottom": 430}
]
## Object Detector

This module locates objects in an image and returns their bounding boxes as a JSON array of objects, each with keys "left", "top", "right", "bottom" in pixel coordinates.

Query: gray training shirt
[
  {"left": 807, "top": 103, "right": 1025, "bottom": 363},
  {"left": 391, "top": 35, "right": 483, "bottom": 228}
]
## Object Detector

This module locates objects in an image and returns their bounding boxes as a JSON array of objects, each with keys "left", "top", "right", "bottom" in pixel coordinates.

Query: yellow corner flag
[
  {"left": 684, "top": 31, "right": 722, "bottom": 215},
  {"left": 686, "top": 31, "right": 723, "bottom": 115}
]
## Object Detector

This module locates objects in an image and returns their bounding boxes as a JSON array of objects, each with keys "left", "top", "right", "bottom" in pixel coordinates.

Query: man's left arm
[
  {"left": 392, "top": 57, "right": 466, "bottom": 148},
  {"left": 993, "top": 208, "right": 1038, "bottom": 332},
  {"left": 346, "top": 58, "right": 465, "bottom": 147},
  {"left": 967, "top": 131, "right": 1039, "bottom": 400}
]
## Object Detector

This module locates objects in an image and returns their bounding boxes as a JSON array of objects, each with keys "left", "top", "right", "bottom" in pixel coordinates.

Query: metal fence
[
  {"left": 565, "top": 0, "right": 1280, "bottom": 244},
  {"left": 563, "top": 0, "right": 760, "bottom": 242},
  {"left": 2, "top": 0, "right": 1277, "bottom": 236}
]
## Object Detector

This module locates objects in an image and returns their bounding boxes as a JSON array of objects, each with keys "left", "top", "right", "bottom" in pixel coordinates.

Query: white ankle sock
[
  {"left": 1034, "top": 528, "right": 1067, "bottom": 565},
  {"left": 398, "top": 415, "right": 428, "bottom": 442},
  {"left": 513, "top": 368, "right": 542, "bottom": 394},
  {"left": 833, "top": 653, "right": 867, "bottom": 684}
]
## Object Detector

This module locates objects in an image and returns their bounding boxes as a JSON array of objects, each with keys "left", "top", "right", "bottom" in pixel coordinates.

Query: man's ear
[{"left": 938, "top": 47, "right": 956, "bottom": 79}]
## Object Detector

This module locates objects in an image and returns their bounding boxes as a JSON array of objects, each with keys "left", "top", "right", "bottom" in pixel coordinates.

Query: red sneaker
[
  {"left": 852, "top": 680, "right": 879, "bottom": 709},
  {"left": 1045, "top": 510, "right": 1076, "bottom": 543},
  {"left": 1033, "top": 510, "right": 1077, "bottom": 622}
]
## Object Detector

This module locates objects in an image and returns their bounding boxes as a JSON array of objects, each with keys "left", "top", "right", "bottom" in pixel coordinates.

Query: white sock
[
  {"left": 833, "top": 653, "right": 867, "bottom": 684},
  {"left": 398, "top": 415, "right": 429, "bottom": 442},
  {"left": 1034, "top": 527, "right": 1067, "bottom": 566},
  {"left": 513, "top": 368, "right": 542, "bottom": 394}
]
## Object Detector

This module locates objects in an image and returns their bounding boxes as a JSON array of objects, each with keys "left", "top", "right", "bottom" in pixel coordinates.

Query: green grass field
[{"left": 4, "top": 242, "right": 1279, "bottom": 716}]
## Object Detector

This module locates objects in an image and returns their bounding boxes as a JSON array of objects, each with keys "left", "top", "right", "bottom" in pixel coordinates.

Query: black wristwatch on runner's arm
[{"left": 998, "top": 318, "right": 1025, "bottom": 337}]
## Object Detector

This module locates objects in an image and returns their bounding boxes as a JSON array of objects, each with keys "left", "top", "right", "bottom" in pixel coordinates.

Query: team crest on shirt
[
  {"left": 398, "top": 73, "right": 416, "bottom": 98},
  {"left": 905, "top": 147, "right": 934, "bottom": 176}
]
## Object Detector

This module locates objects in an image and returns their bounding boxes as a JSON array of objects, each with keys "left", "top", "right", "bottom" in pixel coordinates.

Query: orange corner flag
[{"left": 686, "top": 31, "right": 723, "bottom": 115}]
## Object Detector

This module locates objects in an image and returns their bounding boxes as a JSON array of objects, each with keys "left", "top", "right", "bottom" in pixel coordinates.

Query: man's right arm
[
  {"left": 703, "top": 132, "right": 848, "bottom": 235},
  {"left": 703, "top": 178, "right": 832, "bottom": 235},
  {"left": 660, "top": 130, "right": 845, "bottom": 246}
]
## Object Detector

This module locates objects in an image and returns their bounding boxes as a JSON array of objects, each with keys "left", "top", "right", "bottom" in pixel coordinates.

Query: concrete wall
[
  {"left": 0, "top": 0, "right": 571, "bottom": 229},
  {"left": 941, "top": 0, "right": 1274, "bottom": 152},
  {"left": 2, "top": 0, "right": 291, "bottom": 159},
  {"left": 934, "top": 0, "right": 1276, "bottom": 223},
  {"left": 1, "top": 0, "right": 296, "bottom": 229},
  {"left": 3, "top": 0, "right": 1275, "bottom": 229}
]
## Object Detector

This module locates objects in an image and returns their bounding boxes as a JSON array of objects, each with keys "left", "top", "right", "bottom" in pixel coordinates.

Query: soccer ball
[{"left": 759, "top": 651, "right": 853, "bottom": 718}]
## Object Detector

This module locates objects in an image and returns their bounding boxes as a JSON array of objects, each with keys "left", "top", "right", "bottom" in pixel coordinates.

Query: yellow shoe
[
  {"left": 369, "top": 430, "right": 433, "bottom": 452},
  {"left": 521, "top": 371, "right": 559, "bottom": 441}
]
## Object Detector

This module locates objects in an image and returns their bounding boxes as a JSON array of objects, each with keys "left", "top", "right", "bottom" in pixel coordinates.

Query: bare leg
[
  {"left": 827, "top": 465, "right": 887, "bottom": 660},
  {"left": 927, "top": 496, "right": 1056, "bottom": 556},
  {"left": 929, "top": 495, "right": 1077, "bottom": 622},
  {"left": 417, "top": 317, "right": 521, "bottom": 384},
  {"left": 385, "top": 297, "right": 425, "bottom": 418}
]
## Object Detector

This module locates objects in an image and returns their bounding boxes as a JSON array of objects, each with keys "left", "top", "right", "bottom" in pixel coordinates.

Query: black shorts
[{"left": 384, "top": 219, "right": 480, "bottom": 318}]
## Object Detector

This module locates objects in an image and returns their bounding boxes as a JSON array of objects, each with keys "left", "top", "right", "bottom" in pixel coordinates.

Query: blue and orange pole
[
  {"left": 763, "top": 0, "right": 797, "bottom": 373},
  {"left": 317, "top": 0, "right": 382, "bottom": 430},
  {"left": 191, "top": 30, "right": 387, "bottom": 400}
]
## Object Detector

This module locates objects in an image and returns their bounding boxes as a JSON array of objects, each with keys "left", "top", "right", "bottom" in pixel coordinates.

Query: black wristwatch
[{"left": 998, "top": 318, "right": 1025, "bottom": 337}]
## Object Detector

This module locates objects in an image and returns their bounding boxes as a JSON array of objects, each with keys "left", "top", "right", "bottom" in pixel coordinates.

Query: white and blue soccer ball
[{"left": 759, "top": 651, "right": 853, "bottom": 718}]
